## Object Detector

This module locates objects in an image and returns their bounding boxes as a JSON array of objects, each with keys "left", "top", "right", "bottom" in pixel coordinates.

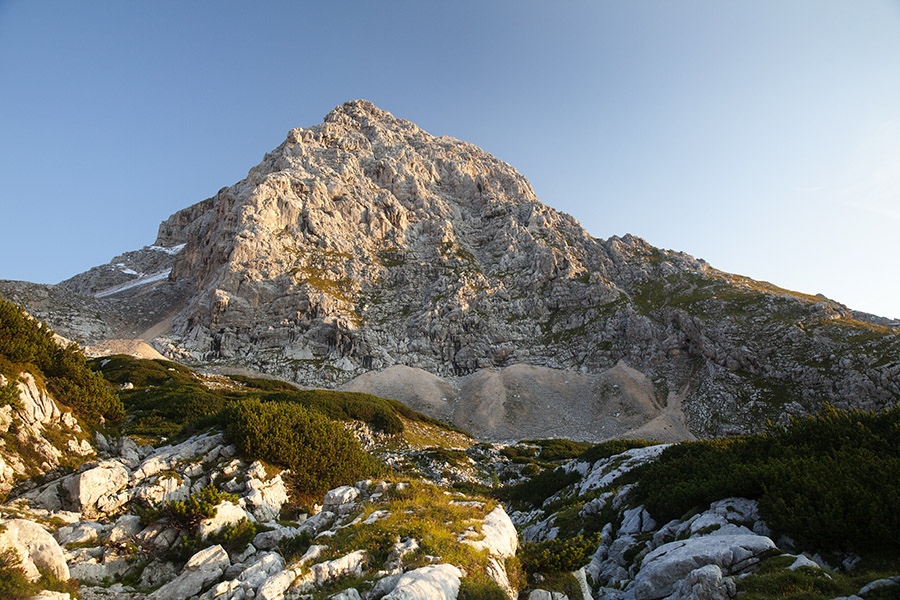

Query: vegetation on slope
[
  {"left": 222, "top": 397, "right": 382, "bottom": 495},
  {"left": 0, "top": 298, "right": 123, "bottom": 423},
  {"left": 90, "top": 354, "right": 460, "bottom": 442},
  {"left": 634, "top": 404, "right": 900, "bottom": 558}
]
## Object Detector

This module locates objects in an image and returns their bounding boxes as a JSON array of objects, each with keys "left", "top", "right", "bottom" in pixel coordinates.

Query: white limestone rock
[
  {"left": 461, "top": 505, "right": 518, "bottom": 558},
  {"left": 54, "top": 520, "right": 105, "bottom": 546},
  {"left": 237, "top": 551, "right": 285, "bottom": 588},
  {"left": 0, "top": 518, "right": 70, "bottom": 582},
  {"left": 331, "top": 589, "right": 362, "bottom": 600},
  {"left": 106, "top": 514, "right": 144, "bottom": 543},
  {"left": 149, "top": 544, "right": 230, "bottom": 600},
  {"left": 311, "top": 550, "right": 368, "bottom": 586},
  {"left": 197, "top": 500, "right": 255, "bottom": 538},
  {"left": 665, "top": 564, "right": 736, "bottom": 600},
  {"left": 244, "top": 472, "right": 290, "bottom": 522},
  {"left": 633, "top": 534, "right": 775, "bottom": 600},
  {"left": 65, "top": 461, "right": 129, "bottom": 517},
  {"left": 382, "top": 564, "right": 463, "bottom": 600}
]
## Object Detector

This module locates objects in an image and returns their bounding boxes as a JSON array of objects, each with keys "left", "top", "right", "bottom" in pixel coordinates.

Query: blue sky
[{"left": 1, "top": 1, "right": 899, "bottom": 319}]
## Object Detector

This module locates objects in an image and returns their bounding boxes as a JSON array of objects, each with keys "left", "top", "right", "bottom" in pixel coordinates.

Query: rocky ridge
[{"left": 2, "top": 100, "right": 898, "bottom": 440}]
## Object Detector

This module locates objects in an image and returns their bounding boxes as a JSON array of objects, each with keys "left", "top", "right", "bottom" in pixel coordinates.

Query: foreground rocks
[
  {"left": 513, "top": 443, "right": 895, "bottom": 600},
  {"left": 2, "top": 426, "right": 521, "bottom": 600}
]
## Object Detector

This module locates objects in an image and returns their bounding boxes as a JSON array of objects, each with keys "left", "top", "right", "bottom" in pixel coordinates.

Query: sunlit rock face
[{"left": 6, "top": 100, "right": 899, "bottom": 439}]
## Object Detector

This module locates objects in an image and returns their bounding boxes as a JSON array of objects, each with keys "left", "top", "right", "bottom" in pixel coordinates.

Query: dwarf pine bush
[
  {"left": 635, "top": 404, "right": 900, "bottom": 557},
  {"left": 222, "top": 397, "right": 381, "bottom": 495}
]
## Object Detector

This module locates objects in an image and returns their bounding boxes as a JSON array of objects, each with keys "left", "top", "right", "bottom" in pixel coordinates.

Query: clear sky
[{"left": 1, "top": 1, "right": 899, "bottom": 319}]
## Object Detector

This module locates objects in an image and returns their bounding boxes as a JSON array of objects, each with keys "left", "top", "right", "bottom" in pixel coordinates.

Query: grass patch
[
  {"left": 315, "top": 480, "right": 499, "bottom": 584},
  {"left": 737, "top": 554, "right": 900, "bottom": 600}
]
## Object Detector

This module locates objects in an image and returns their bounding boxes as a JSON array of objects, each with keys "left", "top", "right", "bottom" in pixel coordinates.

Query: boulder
[
  {"left": 244, "top": 473, "right": 290, "bottom": 522},
  {"left": 382, "top": 564, "right": 463, "bottom": 600},
  {"left": 106, "top": 514, "right": 144, "bottom": 543},
  {"left": 323, "top": 485, "right": 360, "bottom": 514},
  {"left": 528, "top": 591, "right": 568, "bottom": 600},
  {"left": 197, "top": 500, "right": 254, "bottom": 538},
  {"left": 0, "top": 518, "right": 69, "bottom": 582},
  {"left": 65, "top": 461, "right": 129, "bottom": 517},
  {"left": 461, "top": 506, "right": 518, "bottom": 558},
  {"left": 54, "top": 520, "right": 104, "bottom": 546},
  {"left": 633, "top": 534, "right": 775, "bottom": 600},
  {"left": 149, "top": 544, "right": 230, "bottom": 600},
  {"left": 665, "top": 564, "right": 736, "bottom": 600},
  {"left": 257, "top": 568, "right": 303, "bottom": 600},
  {"left": 312, "top": 550, "right": 368, "bottom": 586},
  {"left": 237, "top": 551, "right": 285, "bottom": 588}
]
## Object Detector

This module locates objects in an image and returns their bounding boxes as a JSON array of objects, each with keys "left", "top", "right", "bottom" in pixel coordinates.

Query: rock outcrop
[{"left": 0, "top": 372, "right": 95, "bottom": 498}]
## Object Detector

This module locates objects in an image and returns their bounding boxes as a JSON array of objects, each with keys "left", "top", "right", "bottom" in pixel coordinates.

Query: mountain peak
[
  {"left": 10, "top": 102, "right": 896, "bottom": 442},
  {"left": 324, "top": 99, "right": 393, "bottom": 122}
]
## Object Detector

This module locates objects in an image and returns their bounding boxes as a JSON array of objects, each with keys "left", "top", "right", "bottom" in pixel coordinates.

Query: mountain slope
[{"left": 3, "top": 100, "right": 898, "bottom": 439}]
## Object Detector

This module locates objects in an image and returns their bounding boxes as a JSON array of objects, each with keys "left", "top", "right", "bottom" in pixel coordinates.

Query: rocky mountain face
[{"left": 3, "top": 100, "right": 898, "bottom": 440}]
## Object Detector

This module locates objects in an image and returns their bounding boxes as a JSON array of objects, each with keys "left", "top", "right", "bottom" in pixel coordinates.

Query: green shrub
[
  {"left": 0, "top": 376, "right": 21, "bottom": 409},
  {"left": 90, "top": 354, "right": 236, "bottom": 439},
  {"left": 0, "top": 299, "right": 123, "bottom": 423},
  {"left": 518, "top": 534, "right": 601, "bottom": 574},
  {"left": 0, "top": 548, "right": 35, "bottom": 600},
  {"left": 227, "top": 374, "right": 301, "bottom": 392},
  {"left": 498, "top": 467, "right": 581, "bottom": 508},
  {"left": 139, "top": 484, "right": 238, "bottom": 530},
  {"left": 276, "top": 530, "right": 312, "bottom": 563},
  {"left": 91, "top": 355, "right": 462, "bottom": 442},
  {"left": 522, "top": 439, "right": 594, "bottom": 461},
  {"left": 222, "top": 398, "right": 382, "bottom": 496},
  {"left": 635, "top": 405, "right": 900, "bottom": 558}
]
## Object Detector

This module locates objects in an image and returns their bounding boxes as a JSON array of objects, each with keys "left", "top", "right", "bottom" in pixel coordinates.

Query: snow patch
[
  {"left": 115, "top": 263, "right": 139, "bottom": 276},
  {"left": 149, "top": 244, "right": 186, "bottom": 255},
  {"left": 95, "top": 269, "right": 171, "bottom": 298}
]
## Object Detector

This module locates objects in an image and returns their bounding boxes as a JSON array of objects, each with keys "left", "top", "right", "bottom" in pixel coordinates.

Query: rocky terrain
[
  {"left": 2, "top": 368, "right": 897, "bottom": 600},
  {"left": 1, "top": 300, "right": 898, "bottom": 600},
  {"left": 2, "top": 99, "right": 897, "bottom": 441}
]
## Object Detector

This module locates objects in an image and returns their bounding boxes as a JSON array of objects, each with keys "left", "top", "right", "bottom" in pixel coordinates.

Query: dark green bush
[
  {"left": 0, "top": 299, "right": 123, "bottom": 423},
  {"left": 276, "top": 530, "right": 312, "bottom": 563},
  {"left": 499, "top": 467, "right": 581, "bottom": 508},
  {"left": 222, "top": 397, "right": 382, "bottom": 495},
  {"left": 227, "top": 374, "right": 301, "bottom": 392},
  {"left": 90, "top": 354, "right": 235, "bottom": 439},
  {"left": 91, "top": 355, "right": 461, "bottom": 441},
  {"left": 518, "top": 534, "right": 601, "bottom": 574},
  {"left": 522, "top": 439, "right": 594, "bottom": 461},
  {"left": 0, "top": 547, "right": 35, "bottom": 600},
  {"left": 635, "top": 405, "right": 900, "bottom": 557},
  {"left": 0, "top": 376, "right": 21, "bottom": 409}
]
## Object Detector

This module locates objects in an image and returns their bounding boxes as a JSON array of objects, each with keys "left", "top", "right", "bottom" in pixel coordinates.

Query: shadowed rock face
[{"left": 3, "top": 100, "right": 899, "bottom": 440}]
